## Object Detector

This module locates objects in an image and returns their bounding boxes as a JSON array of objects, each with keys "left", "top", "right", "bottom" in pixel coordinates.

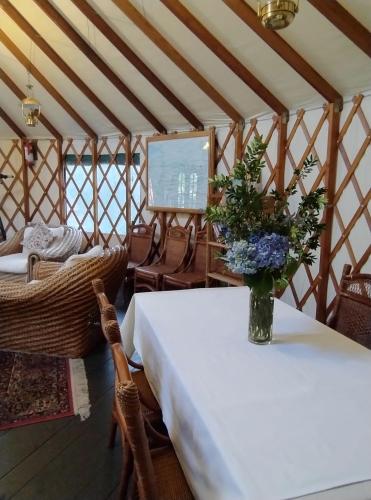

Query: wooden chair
[
  {"left": 124, "top": 224, "right": 156, "bottom": 305},
  {"left": 114, "top": 347, "right": 194, "bottom": 499},
  {"left": 92, "top": 278, "right": 162, "bottom": 438},
  {"left": 135, "top": 226, "right": 192, "bottom": 292},
  {"left": 162, "top": 230, "right": 207, "bottom": 290},
  {"left": 328, "top": 264, "right": 371, "bottom": 349}
]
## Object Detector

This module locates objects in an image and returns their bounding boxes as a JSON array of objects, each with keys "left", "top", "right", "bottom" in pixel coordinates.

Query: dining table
[{"left": 120, "top": 286, "right": 371, "bottom": 500}]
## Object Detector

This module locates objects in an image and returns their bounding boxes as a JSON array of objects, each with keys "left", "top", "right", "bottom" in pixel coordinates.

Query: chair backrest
[
  {"left": 92, "top": 278, "right": 109, "bottom": 313},
  {"left": 162, "top": 226, "right": 192, "bottom": 268},
  {"left": 116, "top": 377, "right": 159, "bottom": 500},
  {"left": 330, "top": 264, "right": 371, "bottom": 349},
  {"left": 188, "top": 230, "right": 207, "bottom": 273},
  {"left": 128, "top": 224, "right": 156, "bottom": 265}
]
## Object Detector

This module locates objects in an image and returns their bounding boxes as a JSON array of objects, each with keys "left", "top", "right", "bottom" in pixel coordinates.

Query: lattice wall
[
  {"left": 0, "top": 139, "right": 24, "bottom": 236},
  {"left": 280, "top": 105, "right": 330, "bottom": 317},
  {"left": 27, "top": 139, "right": 63, "bottom": 227},
  {"left": 0, "top": 138, "right": 63, "bottom": 238},
  {"left": 0, "top": 94, "right": 369, "bottom": 320},
  {"left": 326, "top": 95, "right": 370, "bottom": 318}
]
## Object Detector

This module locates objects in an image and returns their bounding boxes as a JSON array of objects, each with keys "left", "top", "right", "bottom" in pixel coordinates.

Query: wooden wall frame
[{"left": 146, "top": 129, "right": 215, "bottom": 214}]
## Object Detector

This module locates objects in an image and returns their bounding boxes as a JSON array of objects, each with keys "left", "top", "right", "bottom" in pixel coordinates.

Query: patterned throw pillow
[{"left": 22, "top": 222, "right": 54, "bottom": 250}]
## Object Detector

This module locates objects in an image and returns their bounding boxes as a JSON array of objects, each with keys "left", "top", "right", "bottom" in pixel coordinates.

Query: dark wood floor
[{"left": 0, "top": 339, "right": 123, "bottom": 500}]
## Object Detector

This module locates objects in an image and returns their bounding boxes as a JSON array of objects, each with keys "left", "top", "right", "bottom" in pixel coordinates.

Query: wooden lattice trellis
[
  {"left": 281, "top": 105, "right": 331, "bottom": 318},
  {"left": 0, "top": 94, "right": 369, "bottom": 322},
  {"left": 27, "top": 139, "right": 63, "bottom": 227},
  {"left": 63, "top": 138, "right": 95, "bottom": 251},
  {"left": 326, "top": 95, "right": 371, "bottom": 319},
  {"left": 0, "top": 139, "right": 24, "bottom": 236}
]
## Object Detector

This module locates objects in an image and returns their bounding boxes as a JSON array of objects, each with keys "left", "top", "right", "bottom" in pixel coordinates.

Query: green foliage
[{"left": 206, "top": 136, "right": 327, "bottom": 292}]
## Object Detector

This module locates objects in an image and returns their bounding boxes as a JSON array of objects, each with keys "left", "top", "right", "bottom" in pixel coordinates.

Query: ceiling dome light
[{"left": 258, "top": 0, "right": 299, "bottom": 30}]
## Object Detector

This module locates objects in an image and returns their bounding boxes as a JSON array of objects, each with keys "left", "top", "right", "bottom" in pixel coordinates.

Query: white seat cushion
[
  {"left": 63, "top": 245, "right": 105, "bottom": 269},
  {"left": 0, "top": 253, "right": 28, "bottom": 274}
]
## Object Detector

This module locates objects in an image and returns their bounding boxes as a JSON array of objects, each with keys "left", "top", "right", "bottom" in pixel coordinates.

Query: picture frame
[{"left": 146, "top": 129, "right": 215, "bottom": 213}]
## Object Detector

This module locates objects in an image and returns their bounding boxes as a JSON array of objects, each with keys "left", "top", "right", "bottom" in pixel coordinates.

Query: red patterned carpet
[{"left": 0, "top": 351, "right": 75, "bottom": 430}]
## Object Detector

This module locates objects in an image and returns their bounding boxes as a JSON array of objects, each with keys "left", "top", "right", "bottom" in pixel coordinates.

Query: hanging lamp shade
[
  {"left": 21, "top": 84, "right": 41, "bottom": 127},
  {"left": 257, "top": 0, "right": 299, "bottom": 30}
]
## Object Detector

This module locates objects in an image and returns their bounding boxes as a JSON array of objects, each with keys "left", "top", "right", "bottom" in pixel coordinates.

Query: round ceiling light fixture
[{"left": 257, "top": 0, "right": 299, "bottom": 30}]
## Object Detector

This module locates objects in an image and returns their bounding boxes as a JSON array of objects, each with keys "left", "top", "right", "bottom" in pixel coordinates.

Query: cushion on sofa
[
  {"left": 0, "top": 253, "right": 28, "bottom": 274},
  {"left": 49, "top": 226, "right": 65, "bottom": 240},
  {"left": 22, "top": 222, "right": 53, "bottom": 251},
  {"left": 63, "top": 245, "right": 105, "bottom": 269}
]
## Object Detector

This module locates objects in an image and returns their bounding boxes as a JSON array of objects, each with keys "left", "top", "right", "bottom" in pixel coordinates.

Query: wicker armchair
[
  {"left": 0, "top": 246, "right": 127, "bottom": 357},
  {"left": 135, "top": 226, "right": 192, "bottom": 292},
  {"left": 0, "top": 225, "right": 82, "bottom": 283},
  {"left": 162, "top": 230, "right": 207, "bottom": 290},
  {"left": 113, "top": 343, "right": 193, "bottom": 500},
  {"left": 0, "top": 226, "right": 26, "bottom": 257},
  {"left": 328, "top": 264, "right": 371, "bottom": 349}
]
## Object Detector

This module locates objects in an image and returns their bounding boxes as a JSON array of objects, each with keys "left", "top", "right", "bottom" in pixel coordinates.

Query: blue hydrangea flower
[{"left": 225, "top": 232, "right": 289, "bottom": 275}]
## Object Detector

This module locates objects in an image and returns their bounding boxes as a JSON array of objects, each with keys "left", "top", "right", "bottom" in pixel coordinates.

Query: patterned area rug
[{"left": 0, "top": 351, "right": 90, "bottom": 431}]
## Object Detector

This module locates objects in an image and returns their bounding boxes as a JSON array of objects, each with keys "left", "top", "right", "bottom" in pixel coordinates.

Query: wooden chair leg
[
  {"left": 108, "top": 414, "right": 118, "bottom": 448},
  {"left": 118, "top": 444, "right": 134, "bottom": 500}
]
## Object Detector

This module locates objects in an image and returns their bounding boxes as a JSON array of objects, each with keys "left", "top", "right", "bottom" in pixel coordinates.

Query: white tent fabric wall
[{"left": 0, "top": 93, "right": 369, "bottom": 320}]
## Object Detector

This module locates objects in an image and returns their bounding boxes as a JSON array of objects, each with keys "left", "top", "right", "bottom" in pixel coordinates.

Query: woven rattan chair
[
  {"left": 92, "top": 278, "right": 162, "bottom": 445},
  {"left": 135, "top": 226, "right": 192, "bottom": 292},
  {"left": 0, "top": 225, "right": 82, "bottom": 283},
  {"left": 328, "top": 264, "right": 371, "bottom": 349},
  {"left": 0, "top": 246, "right": 127, "bottom": 357},
  {"left": 124, "top": 223, "right": 156, "bottom": 306},
  {"left": 127, "top": 223, "right": 156, "bottom": 279},
  {"left": 162, "top": 230, "right": 207, "bottom": 290},
  {"left": 113, "top": 344, "right": 193, "bottom": 500}
]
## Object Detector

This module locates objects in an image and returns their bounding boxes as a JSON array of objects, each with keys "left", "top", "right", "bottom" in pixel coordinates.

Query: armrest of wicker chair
[
  {"left": 0, "top": 227, "right": 25, "bottom": 257},
  {"left": 31, "top": 259, "right": 64, "bottom": 281}
]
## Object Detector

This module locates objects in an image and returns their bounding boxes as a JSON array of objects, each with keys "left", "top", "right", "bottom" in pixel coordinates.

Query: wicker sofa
[
  {"left": 0, "top": 246, "right": 127, "bottom": 358},
  {"left": 0, "top": 225, "right": 82, "bottom": 283}
]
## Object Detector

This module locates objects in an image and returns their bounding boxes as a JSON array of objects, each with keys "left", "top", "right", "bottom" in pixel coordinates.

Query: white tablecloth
[{"left": 121, "top": 287, "right": 371, "bottom": 500}]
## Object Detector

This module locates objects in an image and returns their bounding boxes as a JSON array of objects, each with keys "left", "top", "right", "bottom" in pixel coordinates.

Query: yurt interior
[{"left": 0, "top": 1, "right": 370, "bottom": 499}]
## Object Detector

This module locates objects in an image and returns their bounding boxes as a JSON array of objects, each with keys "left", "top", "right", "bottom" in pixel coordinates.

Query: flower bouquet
[{"left": 206, "top": 136, "right": 327, "bottom": 344}]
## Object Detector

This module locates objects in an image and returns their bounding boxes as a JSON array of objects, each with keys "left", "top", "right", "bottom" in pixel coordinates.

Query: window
[{"left": 64, "top": 152, "right": 140, "bottom": 241}]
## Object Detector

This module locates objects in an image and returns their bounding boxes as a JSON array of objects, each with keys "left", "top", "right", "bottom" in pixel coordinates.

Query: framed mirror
[{"left": 146, "top": 130, "right": 214, "bottom": 213}]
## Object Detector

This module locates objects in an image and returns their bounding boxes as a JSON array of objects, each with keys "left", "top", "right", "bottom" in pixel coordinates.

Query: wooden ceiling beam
[
  {"left": 0, "top": 0, "right": 130, "bottom": 136},
  {"left": 0, "top": 106, "right": 25, "bottom": 138},
  {"left": 33, "top": 0, "right": 166, "bottom": 134},
  {"left": 72, "top": 0, "right": 203, "bottom": 130},
  {"left": 223, "top": 0, "right": 343, "bottom": 107},
  {"left": 307, "top": 0, "right": 371, "bottom": 58},
  {"left": 0, "top": 29, "right": 97, "bottom": 139},
  {"left": 112, "top": 0, "right": 243, "bottom": 123},
  {"left": 0, "top": 68, "right": 62, "bottom": 140},
  {"left": 161, "top": 0, "right": 288, "bottom": 116}
]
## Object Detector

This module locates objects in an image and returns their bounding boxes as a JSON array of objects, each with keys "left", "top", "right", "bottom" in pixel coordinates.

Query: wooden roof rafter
[
  {"left": 0, "top": 0, "right": 130, "bottom": 137},
  {"left": 0, "top": 106, "right": 25, "bottom": 138},
  {"left": 223, "top": 0, "right": 343, "bottom": 108},
  {"left": 161, "top": 0, "right": 288, "bottom": 117},
  {"left": 71, "top": 0, "right": 203, "bottom": 131},
  {"left": 33, "top": 0, "right": 167, "bottom": 134},
  {"left": 0, "top": 29, "right": 97, "bottom": 140},
  {"left": 307, "top": 0, "right": 371, "bottom": 59},
  {"left": 0, "top": 68, "right": 62, "bottom": 140},
  {"left": 112, "top": 0, "right": 244, "bottom": 124}
]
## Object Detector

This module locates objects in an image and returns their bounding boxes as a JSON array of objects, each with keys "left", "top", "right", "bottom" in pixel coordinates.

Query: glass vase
[{"left": 248, "top": 290, "right": 274, "bottom": 345}]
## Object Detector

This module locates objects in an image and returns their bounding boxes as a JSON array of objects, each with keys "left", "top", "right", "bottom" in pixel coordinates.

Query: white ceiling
[{"left": 0, "top": 0, "right": 370, "bottom": 138}]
